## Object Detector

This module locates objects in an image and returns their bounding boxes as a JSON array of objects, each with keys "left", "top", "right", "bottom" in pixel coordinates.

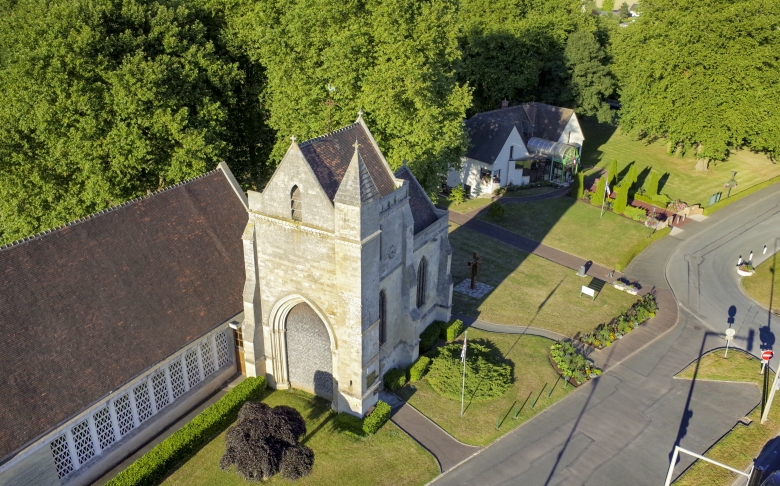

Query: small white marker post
[
  {"left": 764, "top": 245, "right": 768, "bottom": 255},
  {"left": 724, "top": 328, "right": 735, "bottom": 358},
  {"left": 738, "top": 256, "right": 743, "bottom": 265},
  {"left": 749, "top": 251, "right": 754, "bottom": 262}
]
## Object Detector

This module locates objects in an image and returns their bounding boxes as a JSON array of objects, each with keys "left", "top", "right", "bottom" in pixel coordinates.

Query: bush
[
  {"left": 622, "top": 206, "right": 646, "bottom": 221},
  {"left": 615, "top": 226, "right": 671, "bottom": 271},
  {"left": 448, "top": 185, "right": 466, "bottom": 204},
  {"left": 220, "top": 402, "right": 313, "bottom": 481},
  {"left": 703, "top": 175, "right": 780, "bottom": 215},
  {"left": 419, "top": 320, "right": 446, "bottom": 353},
  {"left": 334, "top": 412, "right": 365, "bottom": 437},
  {"left": 409, "top": 356, "right": 431, "bottom": 382},
  {"left": 444, "top": 319, "right": 464, "bottom": 342},
  {"left": 108, "top": 376, "right": 267, "bottom": 486},
  {"left": 573, "top": 172, "right": 585, "bottom": 199},
  {"left": 383, "top": 368, "right": 407, "bottom": 391},
  {"left": 581, "top": 294, "right": 657, "bottom": 348},
  {"left": 592, "top": 177, "right": 607, "bottom": 206},
  {"left": 427, "top": 340, "right": 513, "bottom": 402},
  {"left": 549, "top": 341, "right": 601, "bottom": 385},
  {"left": 487, "top": 201, "right": 505, "bottom": 218},
  {"left": 612, "top": 184, "right": 628, "bottom": 213},
  {"left": 362, "top": 401, "right": 392, "bottom": 435}
]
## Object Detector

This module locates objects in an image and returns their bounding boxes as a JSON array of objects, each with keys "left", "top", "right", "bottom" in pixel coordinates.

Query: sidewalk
[{"left": 379, "top": 391, "right": 481, "bottom": 473}]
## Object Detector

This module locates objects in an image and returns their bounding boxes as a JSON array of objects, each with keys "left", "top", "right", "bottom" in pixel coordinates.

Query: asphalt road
[{"left": 433, "top": 185, "right": 780, "bottom": 486}]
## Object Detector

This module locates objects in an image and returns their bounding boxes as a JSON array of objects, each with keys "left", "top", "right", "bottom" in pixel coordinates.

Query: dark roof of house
[
  {"left": 299, "top": 122, "right": 396, "bottom": 201},
  {"left": 0, "top": 169, "right": 247, "bottom": 463},
  {"left": 464, "top": 103, "right": 576, "bottom": 165},
  {"left": 394, "top": 165, "right": 440, "bottom": 235}
]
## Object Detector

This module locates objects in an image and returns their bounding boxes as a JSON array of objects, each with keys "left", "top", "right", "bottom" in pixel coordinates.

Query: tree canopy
[
  {"left": 613, "top": 0, "right": 780, "bottom": 161},
  {"left": 0, "top": 0, "right": 271, "bottom": 244}
]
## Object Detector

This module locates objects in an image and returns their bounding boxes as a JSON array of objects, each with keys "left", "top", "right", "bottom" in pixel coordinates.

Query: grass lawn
[
  {"left": 674, "top": 350, "right": 777, "bottom": 486},
  {"left": 742, "top": 253, "right": 780, "bottom": 315},
  {"left": 437, "top": 196, "right": 493, "bottom": 213},
  {"left": 579, "top": 116, "right": 780, "bottom": 208},
  {"left": 502, "top": 186, "right": 558, "bottom": 198},
  {"left": 162, "top": 390, "right": 439, "bottom": 486},
  {"left": 397, "top": 330, "right": 575, "bottom": 446},
  {"left": 476, "top": 196, "right": 650, "bottom": 269},
  {"left": 449, "top": 223, "right": 638, "bottom": 336}
]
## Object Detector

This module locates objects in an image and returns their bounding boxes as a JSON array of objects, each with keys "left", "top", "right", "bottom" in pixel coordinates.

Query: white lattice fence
[{"left": 47, "top": 328, "right": 234, "bottom": 481}]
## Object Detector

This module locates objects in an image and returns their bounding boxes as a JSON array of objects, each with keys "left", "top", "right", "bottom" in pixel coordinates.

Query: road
[{"left": 433, "top": 184, "right": 780, "bottom": 485}]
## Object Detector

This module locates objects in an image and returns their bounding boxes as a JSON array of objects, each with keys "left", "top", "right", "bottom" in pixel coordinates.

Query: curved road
[{"left": 432, "top": 184, "right": 780, "bottom": 486}]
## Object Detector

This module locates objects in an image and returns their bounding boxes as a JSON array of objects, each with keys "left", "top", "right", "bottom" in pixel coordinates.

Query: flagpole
[
  {"left": 600, "top": 174, "right": 609, "bottom": 219},
  {"left": 460, "top": 330, "right": 468, "bottom": 417}
]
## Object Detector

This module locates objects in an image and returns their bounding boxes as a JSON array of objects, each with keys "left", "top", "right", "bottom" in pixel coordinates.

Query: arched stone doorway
[{"left": 285, "top": 302, "right": 334, "bottom": 400}]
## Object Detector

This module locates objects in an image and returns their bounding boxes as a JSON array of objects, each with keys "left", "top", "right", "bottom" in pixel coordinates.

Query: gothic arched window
[
  {"left": 291, "top": 185, "right": 302, "bottom": 221},
  {"left": 379, "top": 290, "right": 387, "bottom": 345},
  {"left": 416, "top": 258, "right": 427, "bottom": 308}
]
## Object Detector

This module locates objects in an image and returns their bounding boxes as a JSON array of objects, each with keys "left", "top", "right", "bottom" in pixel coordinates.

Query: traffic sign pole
[
  {"left": 762, "top": 362, "right": 780, "bottom": 424},
  {"left": 725, "top": 329, "right": 736, "bottom": 358}
]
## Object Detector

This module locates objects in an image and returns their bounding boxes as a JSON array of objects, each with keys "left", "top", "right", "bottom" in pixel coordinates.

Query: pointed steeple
[{"left": 334, "top": 139, "right": 380, "bottom": 206}]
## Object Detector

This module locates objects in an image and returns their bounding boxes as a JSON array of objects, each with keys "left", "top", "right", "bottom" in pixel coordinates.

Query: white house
[{"left": 448, "top": 102, "right": 585, "bottom": 197}]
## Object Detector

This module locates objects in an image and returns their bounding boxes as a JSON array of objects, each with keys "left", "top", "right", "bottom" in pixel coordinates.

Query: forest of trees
[{"left": 0, "top": 0, "right": 777, "bottom": 244}]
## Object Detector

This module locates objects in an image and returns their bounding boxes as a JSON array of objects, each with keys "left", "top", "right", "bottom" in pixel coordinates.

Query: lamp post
[{"left": 726, "top": 171, "right": 738, "bottom": 198}]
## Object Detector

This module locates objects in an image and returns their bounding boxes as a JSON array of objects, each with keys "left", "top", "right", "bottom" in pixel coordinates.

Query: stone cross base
[{"left": 454, "top": 279, "right": 494, "bottom": 299}]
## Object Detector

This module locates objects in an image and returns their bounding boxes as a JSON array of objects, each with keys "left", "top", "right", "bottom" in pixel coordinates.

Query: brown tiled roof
[
  {"left": 395, "top": 165, "right": 440, "bottom": 234},
  {"left": 464, "top": 103, "right": 575, "bottom": 164},
  {"left": 0, "top": 170, "right": 247, "bottom": 463},
  {"left": 299, "top": 122, "right": 396, "bottom": 201}
]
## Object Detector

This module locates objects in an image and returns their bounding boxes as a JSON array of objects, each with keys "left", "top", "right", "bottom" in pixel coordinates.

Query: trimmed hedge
[
  {"left": 383, "top": 368, "right": 407, "bottom": 391},
  {"left": 703, "top": 175, "right": 780, "bottom": 215},
  {"left": 444, "top": 319, "right": 464, "bottom": 342},
  {"left": 622, "top": 206, "right": 646, "bottom": 221},
  {"left": 362, "top": 401, "right": 391, "bottom": 435},
  {"left": 334, "top": 412, "right": 365, "bottom": 437},
  {"left": 408, "top": 356, "right": 431, "bottom": 382},
  {"left": 615, "top": 226, "right": 671, "bottom": 271},
  {"left": 419, "top": 320, "right": 446, "bottom": 354},
  {"left": 107, "top": 376, "right": 267, "bottom": 486}
]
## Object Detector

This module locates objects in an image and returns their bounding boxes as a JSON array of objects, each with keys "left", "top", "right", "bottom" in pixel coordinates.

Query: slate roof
[
  {"left": 299, "top": 122, "right": 396, "bottom": 201},
  {"left": 394, "top": 165, "right": 440, "bottom": 235},
  {"left": 0, "top": 169, "right": 247, "bottom": 463},
  {"left": 464, "top": 103, "right": 576, "bottom": 165}
]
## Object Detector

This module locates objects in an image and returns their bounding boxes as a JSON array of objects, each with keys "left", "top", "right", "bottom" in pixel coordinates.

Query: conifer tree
[
  {"left": 593, "top": 177, "right": 607, "bottom": 207},
  {"left": 644, "top": 170, "right": 659, "bottom": 197},
  {"left": 607, "top": 159, "right": 618, "bottom": 188},
  {"left": 613, "top": 184, "right": 628, "bottom": 213}
]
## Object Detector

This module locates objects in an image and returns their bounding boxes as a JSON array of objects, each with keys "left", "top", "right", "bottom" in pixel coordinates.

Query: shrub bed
[
  {"left": 549, "top": 341, "right": 601, "bottom": 385},
  {"left": 409, "top": 356, "right": 431, "bottom": 382},
  {"left": 334, "top": 400, "right": 392, "bottom": 437},
  {"left": 383, "top": 368, "right": 407, "bottom": 391},
  {"left": 107, "top": 376, "right": 267, "bottom": 486},
  {"left": 427, "top": 340, "right": 513, "bottom": 402},
  {"left": 581, "top": 294, "right": 657, "bottom": 348}
]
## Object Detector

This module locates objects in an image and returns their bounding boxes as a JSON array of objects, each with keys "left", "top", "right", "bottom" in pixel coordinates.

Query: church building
[{"left": 240, "top": 114, "right": 453, "bottom": 416}]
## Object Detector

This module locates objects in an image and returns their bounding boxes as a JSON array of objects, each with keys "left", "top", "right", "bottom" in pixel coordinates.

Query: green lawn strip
[
  {"left": 702, "top": 175, "right": 780, "bottom": 215},
  {"left": 579, "top": 116, "right": 780, "bottom": 208},
  {"left": 476, "top": 196, "right": 649, "bottom": 270},
  {"left": 449, "top": 223, "right": 637, "bottom": 337},
  {"left": 501, "top": 186, "right": 558, "bottom": 198},
  {"left": 162, "top": 390, "right": 439, "bottom": 486},
  {"left": 437, "top": 196, "right": 493, "bottom": 213},
  {"left": 673, "top": 350, "right": 777, "bottom": 486},
  {"left": 397, "top": 331, "right": 575, "bottom": 446},
  {"left": 741, "top": 255, "right": 780, "bottom": 315}
]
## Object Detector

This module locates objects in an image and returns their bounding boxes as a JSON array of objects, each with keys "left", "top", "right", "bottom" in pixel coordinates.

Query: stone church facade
[{"left": 241, "top": 115, "right": 453, "bottom": 416}]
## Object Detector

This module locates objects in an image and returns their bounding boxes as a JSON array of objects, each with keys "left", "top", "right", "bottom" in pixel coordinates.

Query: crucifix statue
[{"left": 467, "top": 252, "right": 482, "bottom": 290}]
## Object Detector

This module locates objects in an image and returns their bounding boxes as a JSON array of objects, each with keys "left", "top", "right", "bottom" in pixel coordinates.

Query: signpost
[
  {"left": 580, "top": 286, "right": 596, "bottom": 301},
  {"left": 761, "top": 351, "right": 774, "bottom": 419},
  {"left": 724, "top": 328, "right": 735, "bottom": 358},
  {"left": 761, "top": 351, "right": 773, "bottom": 374}
]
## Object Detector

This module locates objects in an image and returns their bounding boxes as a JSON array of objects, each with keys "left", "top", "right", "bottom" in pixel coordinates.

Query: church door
[{"left": 285, "top": 303, "right": 333, "bottom": 400}]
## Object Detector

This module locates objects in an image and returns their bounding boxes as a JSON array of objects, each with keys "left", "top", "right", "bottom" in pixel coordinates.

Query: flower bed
[
  {"left": 737, "top": 262, "right": 755, "bottom": 276},
  {"left": 613, "top": 278, "right": 640, "bottom": 295},
  {"left": 581, "top": 294, "right": 657, "bottom": 349},
  {"left": 549, "top": 341, "right": 601, "bottom": 386}
]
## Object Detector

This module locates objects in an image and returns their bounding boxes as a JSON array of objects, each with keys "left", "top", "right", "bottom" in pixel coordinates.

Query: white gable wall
[{"left": 557, "top": 113, "right": 585, "bottom": 151}]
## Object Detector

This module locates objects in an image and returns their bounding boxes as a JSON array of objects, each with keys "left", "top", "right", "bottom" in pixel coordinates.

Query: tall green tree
[
  {"left": 593, "top": 176, "right": 607, "bottom": 206},
  {"left": 612, "top": 183, "right": 628, "bottom": 213},
  {"left": 229, "top": 0, "right": 470, "bottom": 193},
  {"left": 0, "top": 0, "right": 271, "bottom": 244},
  {"left": 644, "top": 169, "right": 659, "bottom": 196},
  {"left": 613, "top": 0, "right": 780, "bottom": 162},
  {"left": 563, "top": 30, "right": 615, "bottom": 123},
  {"left": 624, "top": 162, "right": 638, "bottom": 192},
  {"left": 607, "top": 159, "right": 618, "bottom": 187}
]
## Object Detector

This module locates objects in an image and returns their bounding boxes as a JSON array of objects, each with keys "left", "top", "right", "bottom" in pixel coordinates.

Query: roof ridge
[
  {"left": 0, "top": 169, "right": 220, "bottom": 253},
  {"left": 298, "top": 123, "right": 360, "bottom": 147}
]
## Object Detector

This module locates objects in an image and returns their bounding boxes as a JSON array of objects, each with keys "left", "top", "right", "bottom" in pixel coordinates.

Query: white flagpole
[
  {"left": 460, "top": 330, "right": 468, "bottom": 417},
  {"left": 600, "top": 176, "right": 609, "bottom": 218}
]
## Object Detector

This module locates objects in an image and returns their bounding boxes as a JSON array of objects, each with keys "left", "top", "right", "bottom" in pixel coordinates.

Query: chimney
[{"left": 501, "top": 99, "right": 509, "bottom": 109}]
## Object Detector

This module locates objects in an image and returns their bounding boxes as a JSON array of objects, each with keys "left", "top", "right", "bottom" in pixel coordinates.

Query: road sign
[
  {"left": 725, "top": 329, "right": 736, "bottom": 340},
  {"left": 763, "top": 350, "right": 774, "bottom": 361}
]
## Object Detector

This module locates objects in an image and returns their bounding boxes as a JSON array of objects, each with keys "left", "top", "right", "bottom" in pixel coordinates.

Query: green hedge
[
  {"left": 703, "top": 175, "right": 780, "bottom": 215},
  {"left": 383, "top": 368, "right": 407, "bottom": 391},
  {"left": 362, "top": 401, "right": 391, "bottom": 435},
  {"left": 107, "top": 376, "right": 266, "bottom": 486},
  {"left": 622, "top": 206, "right": 646, "bottom": 221},
  {"left": 408, "top": 356, "right": 431, "bottom": 382},
  {"left": 419, "top": 321, "right": 446, "bottom": 354},
  {"left": 615, "top": 226, "right": 671, "bottom": 271},
  {"left": 334, "top": 411, "right": 365, "bottom": 437},
  {"left": 444, "top": 319, "right": 464, "bottom": 342}
]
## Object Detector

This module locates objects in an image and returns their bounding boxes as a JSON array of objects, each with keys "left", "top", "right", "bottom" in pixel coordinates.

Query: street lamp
[{"left": 725, "top": 171, "right": 738, "bottom": 198}]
